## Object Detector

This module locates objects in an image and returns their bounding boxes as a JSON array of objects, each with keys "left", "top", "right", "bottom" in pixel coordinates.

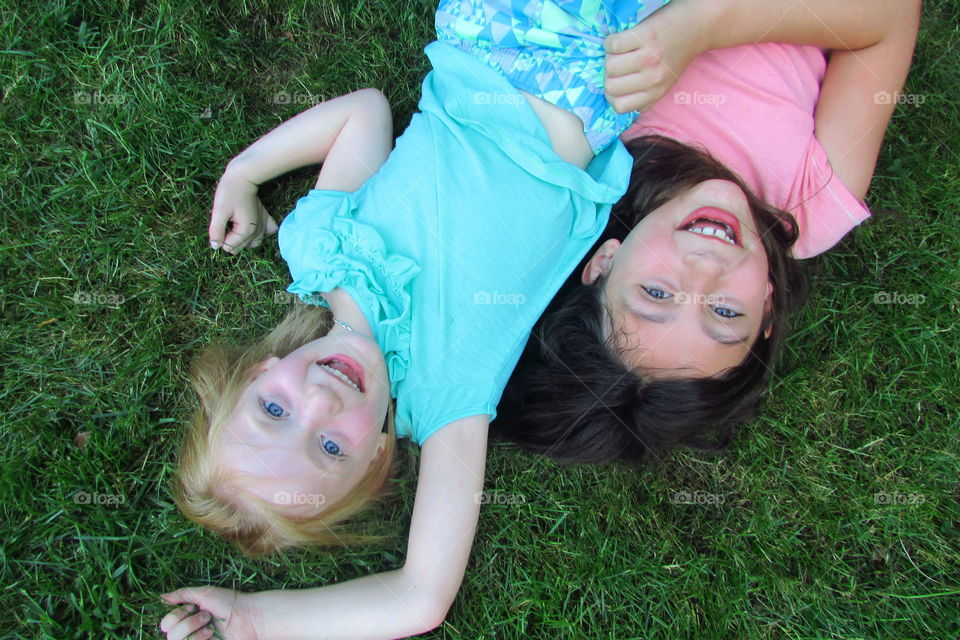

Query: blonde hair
[{"left": 174, "top": 302, "right": 397, "bottom": 555}]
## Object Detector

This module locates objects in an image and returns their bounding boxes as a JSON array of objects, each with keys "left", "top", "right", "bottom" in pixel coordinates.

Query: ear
[
  {"left": 364, "top": 432, "right": 389, "bottom": 473},
  {"left": 581, "top": 239, "right": 621, "bottom": 285},
  {"left": 374, "top": 432, "right": 388, "bottom": 460},
  {"left": 762, "top": 282, "right": 774, "bottom": 339},
  {"left": 249, "top": 355, "right": 280, "bottom": 382}
]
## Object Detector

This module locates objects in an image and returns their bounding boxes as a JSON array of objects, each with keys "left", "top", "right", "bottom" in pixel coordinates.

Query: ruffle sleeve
[{"left": 277, "top": 189, "right": 419, "bottom": 389}]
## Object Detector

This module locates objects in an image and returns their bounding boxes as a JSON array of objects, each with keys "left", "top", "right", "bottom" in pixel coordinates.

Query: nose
[
  {"left": 683, "top": 249, "right": 726, "bottom": 274},
  {"left": 301, "top": 382, "right": 344, "bottom": 427}
]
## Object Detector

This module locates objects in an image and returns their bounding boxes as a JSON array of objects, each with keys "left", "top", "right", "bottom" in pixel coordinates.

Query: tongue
[{"left": 325, "top": 359, "right": 361, "bottom": 389}]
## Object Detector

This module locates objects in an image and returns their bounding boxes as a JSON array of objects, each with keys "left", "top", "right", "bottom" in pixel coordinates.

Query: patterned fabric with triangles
[{"left": 436, "top": 0, "right": 670, "bottom": 152}]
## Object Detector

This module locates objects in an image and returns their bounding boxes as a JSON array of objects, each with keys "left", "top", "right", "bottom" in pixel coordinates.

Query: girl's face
[
  {"left": 583, "top": 179, "right": 773, "bottom": 377},
  {"left": 215, "top": 331, "right": 391, "bottom": 514}
]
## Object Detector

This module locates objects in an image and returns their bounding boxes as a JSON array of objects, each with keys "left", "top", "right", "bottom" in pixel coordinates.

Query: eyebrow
[{"left": 627, "top": 309, "right": 751, "bottom": 346}]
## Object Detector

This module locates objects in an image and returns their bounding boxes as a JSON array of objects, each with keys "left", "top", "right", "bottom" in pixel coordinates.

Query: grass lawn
[{"left": 2, "top": 0, "right": 958, "bottom": 638}]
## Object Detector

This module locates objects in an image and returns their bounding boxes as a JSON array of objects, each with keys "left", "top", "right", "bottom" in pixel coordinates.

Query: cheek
[
  {"left": 731, "top": 258, "right": 771, "bottom": 306},
  {"left": 346, "top": 404, "right": 388, "bottom": 443},
  {"left": 619, "top": 247, "right": 676, "bottom": 280}
]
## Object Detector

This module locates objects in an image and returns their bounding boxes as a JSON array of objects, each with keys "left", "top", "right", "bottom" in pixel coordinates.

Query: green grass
[{"left": 2, "top": 0, "right": 958, "bottom": 638}]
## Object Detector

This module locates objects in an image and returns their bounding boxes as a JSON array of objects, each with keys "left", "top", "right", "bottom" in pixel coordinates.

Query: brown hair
[{"left": 495, "top": 136, "right": 808, "bottom": 462}]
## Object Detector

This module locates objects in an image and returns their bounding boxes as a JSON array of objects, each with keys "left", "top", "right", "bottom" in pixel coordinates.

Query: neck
[{"left": 320, "top": 288, "right": 375, "bottom": 339}]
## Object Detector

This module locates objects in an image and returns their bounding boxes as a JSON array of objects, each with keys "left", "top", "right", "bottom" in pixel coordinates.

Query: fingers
[
  {"left": 159, "top": 603, "right": 198, "bottom": 631},
  {"left": 606, "top": 48, "right": 648, "bottom": 79},
  {"left": 220, "top": 222, "right": 256, "bottom": 254},
  {"left": 605, "top": 72, "right": 659, "bottom": 113},
  {"left": 208, "top": 207, "right": 229, "bottom": 251},
  {"left": 246, "top": 206, "right": 278, "bottom": 250},
  {"left": 219, "top": 216, "right": 270, "bottom": 254},
  {"left": 604, "top": 26, "right": 643, "bottom": 55},
  {"left": 160, "top": 607, "right": 214, "bottom": 640},
  {"left": 211, "top": 204, "right": 276, "bottom": 255}
]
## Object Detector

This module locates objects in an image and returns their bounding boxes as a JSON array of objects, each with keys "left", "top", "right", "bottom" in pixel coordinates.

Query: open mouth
[
  {"left": 317, "top": 354, "right": 365, "bottom": 393},
  {"left": 678, "top": 207, "right": 742, "bottom": 247}
]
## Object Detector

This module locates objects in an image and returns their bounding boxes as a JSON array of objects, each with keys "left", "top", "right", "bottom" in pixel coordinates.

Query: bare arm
[
  {"left": 161, "top": 416, "right": 489, "bottom": 640},
  {"left": 251, "top": 416, "right": 488, "bottom": 639},
  {"left": 210, "top": 88, "right": 393, "bottom": 253},
  {"left": 702, "top": 0, "right": 920, "bottom": 52},
  {"left": 702, "top": 0, "right": 923, "bottom": 200},
  {"left": 812, "top": 3, "right": 921, "bottom": 200},
  {"left": 604, "top": 0, "right": 921, "bottom": 113}
]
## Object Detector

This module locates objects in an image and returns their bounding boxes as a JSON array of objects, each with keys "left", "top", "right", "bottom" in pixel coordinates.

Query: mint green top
[{"left": 278, "top": 41, "right": 631, "bottom": 445}]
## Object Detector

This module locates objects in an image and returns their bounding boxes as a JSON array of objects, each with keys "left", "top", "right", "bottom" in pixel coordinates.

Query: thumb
[
  {"left": 160, "top": 587, "right": 204, "bottom": 606},
  {"left": 208, "top": 211, "right": 228, "bottom": 250}
]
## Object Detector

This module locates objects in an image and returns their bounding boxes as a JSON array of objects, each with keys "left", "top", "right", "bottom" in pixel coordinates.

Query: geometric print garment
[{"left": 435, "top": 0, "right": 671, "bottom": 152}]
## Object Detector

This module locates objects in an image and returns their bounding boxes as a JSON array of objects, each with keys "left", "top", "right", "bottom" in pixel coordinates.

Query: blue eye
[
  {"left": 712, "top": 306, "right": 743, "bottom": 319},
  {"left": 642, "top": 286, "right": 672, "bottom": 300},
  {"left": 321, "top": 436, "right": 344, "bottom": 457},
  {"left": 260, "top": 400, "right": 286, "bottom": 418}
]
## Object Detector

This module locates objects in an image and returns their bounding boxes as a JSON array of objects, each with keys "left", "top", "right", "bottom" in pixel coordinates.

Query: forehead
[{"left": 216, "top": 436, "right": 343, "bottom": 511}]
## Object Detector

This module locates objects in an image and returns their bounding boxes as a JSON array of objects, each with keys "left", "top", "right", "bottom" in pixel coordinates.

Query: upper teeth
[
  {"left": 320, "top": 363, "right": 360, "bottom": 391},
  {"left": 688, "top": 224, "right": 736, "bottom": 245}
]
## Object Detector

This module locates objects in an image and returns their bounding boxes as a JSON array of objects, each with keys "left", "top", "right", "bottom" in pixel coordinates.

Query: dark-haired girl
[{"left": 497, "top": 0, "right": 922, "bottom": 462}]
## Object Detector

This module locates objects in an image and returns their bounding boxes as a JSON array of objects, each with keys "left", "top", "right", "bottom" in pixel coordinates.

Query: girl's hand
[
  {"left": 603, "top": 3, "right": 710, "bottom": 114},
  {"left": 160, "top": 586, "right": 262, "bottom": 640},
  {"left": 209, "top": 169, "right": 279, "bottom": 255}
]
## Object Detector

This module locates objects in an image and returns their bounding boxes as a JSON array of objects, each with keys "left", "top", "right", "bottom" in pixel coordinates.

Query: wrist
[
  {"left": 243, "top": 591, "right": 274, "bottom": 640},
  {"left": 697, "top": 0, "right": 733, "bottom": 53},
  {"left": 222, "top": 155, "right": 261, "bottom": 190}
]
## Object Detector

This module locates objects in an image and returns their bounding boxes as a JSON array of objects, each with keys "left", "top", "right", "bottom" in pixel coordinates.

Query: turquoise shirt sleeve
[{"left": 278, "top": 189, "right": 419, "bottom": 391}]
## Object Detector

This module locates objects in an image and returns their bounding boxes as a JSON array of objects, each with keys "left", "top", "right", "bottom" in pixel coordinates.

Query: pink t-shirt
[{"left": 621, "top": 43, "right": 871, "bottom": 259}]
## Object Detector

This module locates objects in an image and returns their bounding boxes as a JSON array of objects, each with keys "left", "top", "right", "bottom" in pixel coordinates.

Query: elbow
[
  {"left": 398, "top": 567, "right": 459, "bottom": 634},
  {"left": 351, "top": 87, "right": 393, "bottom": 133},
  {"left": 903, "top": 0, "right": 922, "bottom": 29},
  {"left": 891, "top": 0, "right": 922, "bottom": 38},
  {"left": 410, "top": 589, "right": 455, "bottom": 634},
  {"left": 354, "top": 88, "right": 391, "bottom": 115}
]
